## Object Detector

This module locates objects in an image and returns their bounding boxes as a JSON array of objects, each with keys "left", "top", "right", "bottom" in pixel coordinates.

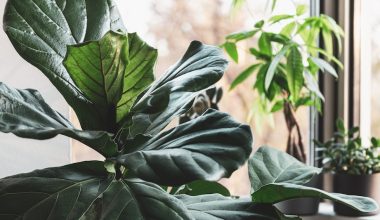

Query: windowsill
[{"left": 303, "top": 203, "right": 380, "bottom": 220}]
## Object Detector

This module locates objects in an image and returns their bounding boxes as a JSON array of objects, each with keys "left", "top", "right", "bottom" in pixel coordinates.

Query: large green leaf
[
  {"left": 0, "top": 82, "right": 118, "bottom": 157},
  {"left": 252, "top": 183, "right": 378, "bottom": 213},
  {"left": 286, "top": 46, "right": 304, "bottom": 101},
  {"left": 249, "top": 147, "right": 378, "bottom": 214},
  {"left": 116, "top": 33, "right": 157, "bottom": 123},
  {"left": 64, "top": 31, "right": 157, "bottom": 131},
  {"left": 0, "top": 161, "right": 193, "bottom": 220},
  {"left": 123, "top": 41, "right": 228, "bottom": 139},
  {"left": 116, "top": 109, "right": 252, "bottom": 186},
  {"left": 64, "top": 31, "right": 127, "bottom": 109},
  {"left": 176, "top": 194, "right": 300, "bottom": 220},
  {"left": 64, "top": 31, "right": 127, "bottom": 132},
  {"left": 3, "top": 0, "right": 125, "bottom": 130},
  {"left": 248, "top": 146, "right": 321, "bottom": 192}
]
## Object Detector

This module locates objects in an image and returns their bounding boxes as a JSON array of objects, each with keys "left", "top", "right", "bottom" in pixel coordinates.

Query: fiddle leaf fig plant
[{"left": 0, "top": 0, "right": 259, "bottom": 219}]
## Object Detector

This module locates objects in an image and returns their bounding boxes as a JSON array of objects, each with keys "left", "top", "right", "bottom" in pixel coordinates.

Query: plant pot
[
  {"left": 275, "top": 174, "right": 323, "bottom": 216},
  {"left": 333, "top": 173, "right": 380, "bottom": 216}
]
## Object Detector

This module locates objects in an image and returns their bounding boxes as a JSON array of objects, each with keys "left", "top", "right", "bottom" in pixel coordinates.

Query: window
[
  {"left": 324, "top": 0, "right": 380, "bottom": 144},
  {"left": 362, "top": 0, "right": 380, "bottom": 139}
]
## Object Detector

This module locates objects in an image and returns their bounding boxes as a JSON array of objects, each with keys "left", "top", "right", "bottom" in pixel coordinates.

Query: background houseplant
[
  {"left": 0, "top": 0, "right": 377, "bottom": 219},
  {"left": 316, "top": 119, "right": 380, "bottom": 216},
  {"left": 222, "top": 1, "right": 343, "bottom": 215},
  {"left": 223, "top": 1, "right": 343, "bottom": 164}
]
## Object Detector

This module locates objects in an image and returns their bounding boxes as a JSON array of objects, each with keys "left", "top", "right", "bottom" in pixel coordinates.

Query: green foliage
[
  {"left": 3, "top": 0, "right": 126, "bottom": 131},
  {"left": 176, "top": 194, "right": 299, "bottom": 220},
  {"left": 223, "top": 2, "right": 344, "bottom": 163},
  {"left": 223, "top": 3, "right": 343, "bottom": 116},
  {"left": 0, "top": 0, "right": 376, "bottom": 219},
  {"left": 249, "top": 147, "right": 379, "bottom": 214},
  {"left": 315, "top": 119, "right": 380, "bottom": 175},
  {"left": 168, "top": 181, "right": 230, "bottom": 196}
]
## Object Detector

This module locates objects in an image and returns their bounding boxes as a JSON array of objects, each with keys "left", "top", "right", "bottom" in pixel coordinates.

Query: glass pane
[{"left": 366, "top": 1, "right": 380, "bottom": 137}]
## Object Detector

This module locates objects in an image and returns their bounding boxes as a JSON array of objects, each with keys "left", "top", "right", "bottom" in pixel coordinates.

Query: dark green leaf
[
  {"left": 252, "top": 183, "right": 378, "bottom": 213},
  {"left": 124, "top": 41, "right": 228, "bottom": 139},
  {"left": 249, "top": 146, "right": 321, "bottom": 192},
  {"left": 249, "top": 147, "right": 378, "bottom": 213},
  {"left": 176, "top": 194, "right": 298, "bottom": 220},
  {"left": 348, "top": 127, "right": 360, "bottom": 136},
  {"left": 258, "top": 33, "right": 272, "bottom": 56},
  {"left": 0, "top": 161, "right": 193, "bottom": 220},
  {"left": 116, "top": 109, "right": 252, "bottom": 186},
  {"left": 286, "top": 46, "right": 304, "bottom": 101},
  {"left": 224, "top": 42, "right": 239, "bottom": 63},
  {"left": 371, "top": 138, "right": 379, "bottom": 147},
  {"left": 254, "top": 64, "right": 269, "bottom": 94},
  {"left": 249, "top": 48, "right": 271, "bottom": 61},
  {"left": 255, "top": 20, "right": 265, "bottom": 29},
  {"left": 265, "top": 45, "right": 290, "bottom": 91},
  {"left": 173, "top": 181, "right": 230, "bottom": 196},
  {"left": 310, "top": 57, "right": 338, "bottom": 78},
  {"left": 0, "top": 82, "right": 117, "bottom": 157},
  {"left": 3, "top": 0, "right": 125, "bottom": 130},
  {"left": 230, "top": 64, "right": 261, "bottom": 90},
  {"left": 265, "top": 33, "right": 290, "bottom": 44}
]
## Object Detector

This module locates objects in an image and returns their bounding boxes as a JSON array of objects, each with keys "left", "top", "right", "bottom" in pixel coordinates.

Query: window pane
[{"left": 366, "top": 1, "right": 380, "bottom": 137}]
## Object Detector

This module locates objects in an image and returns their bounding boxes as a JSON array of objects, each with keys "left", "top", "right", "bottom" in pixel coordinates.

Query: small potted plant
[{"left": 315, "top": 119, "right": 380, "bottom": 216}]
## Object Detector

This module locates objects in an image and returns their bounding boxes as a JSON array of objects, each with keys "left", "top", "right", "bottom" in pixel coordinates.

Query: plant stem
[{"left": 284, "top": 101, "right": 306, "bottom": 163}]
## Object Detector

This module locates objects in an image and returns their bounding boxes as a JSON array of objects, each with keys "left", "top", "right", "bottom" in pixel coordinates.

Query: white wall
[
  {"left": 0, "top": 1, "right": 71, "bottom": 177},
  {"left": 0, "top": 0, "right": 156, "bottom": 177}
]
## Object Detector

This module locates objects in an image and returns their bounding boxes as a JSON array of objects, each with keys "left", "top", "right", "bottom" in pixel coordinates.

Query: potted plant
[
  {"left": 222, "top": 2, "right": 344, "bottom": 215},
  {"left": 316, "top": 119, "right": 380, "bottom": 216},
  {"left": 0, "top": 0, "right": 377, "bottom": 219}
]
